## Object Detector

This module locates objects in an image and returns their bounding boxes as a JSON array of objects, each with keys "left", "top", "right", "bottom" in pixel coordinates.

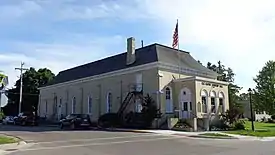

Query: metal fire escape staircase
[{"left": 97, "top": 84, "right": 144, "bottom": 128}]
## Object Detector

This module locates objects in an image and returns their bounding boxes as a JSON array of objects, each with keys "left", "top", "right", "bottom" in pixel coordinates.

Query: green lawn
[
  {"left": 225, "top": 121, "right": 275, "bottom": 137},
  {"left": 0, "top": 136, "right": 18, "bottom": 145}
]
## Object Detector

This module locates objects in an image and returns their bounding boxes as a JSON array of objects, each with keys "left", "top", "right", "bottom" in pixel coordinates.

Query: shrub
[
  {"left": 210, "top": 120, "right": 230, "bottom": 131},
  {"left": 232, "top": 120, "right": 245, "bottom": 130},
  {"left": 267, "top": 118, "right": 274, "bottom": 123}
]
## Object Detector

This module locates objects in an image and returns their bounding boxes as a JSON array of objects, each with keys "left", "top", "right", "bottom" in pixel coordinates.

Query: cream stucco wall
[
  {"left": 158, "top": 69, "right": 192, "bottom": 114},
  {"left": 157, "top": 69, "right": 229, "bottom": 119},
  {"left": 39, "top": 68, "right": 159, "bottom": 121},
  {"left": 195, "top": 78, "right": 229, "bottom": 118}
]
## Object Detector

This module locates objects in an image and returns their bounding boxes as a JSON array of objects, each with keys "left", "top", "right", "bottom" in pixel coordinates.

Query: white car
[{"left": 2, "top": 116, "right": 14, "bottom": 125}]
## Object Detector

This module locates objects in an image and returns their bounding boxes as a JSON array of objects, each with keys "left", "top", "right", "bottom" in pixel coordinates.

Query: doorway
[{"left": 179, "top": 87, "right": 192, "bottom": 119}]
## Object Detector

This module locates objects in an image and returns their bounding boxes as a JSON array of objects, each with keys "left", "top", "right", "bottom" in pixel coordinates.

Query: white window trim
[{"left": 87, "top": 96, "right": 92, "bottom": 114}]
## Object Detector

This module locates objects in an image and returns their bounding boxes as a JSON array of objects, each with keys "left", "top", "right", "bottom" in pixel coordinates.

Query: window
[
  {"left": 219, "top": 98, "right": 223, "bottom": 106},
  {"left": 135, "top": 99, "right": 142, "bottom": 112},
  {"left": 59, "top": 98, "right": 62, "bottom": 112},
  {"left": 165, "top": 87, "right": 173, "bottom": 113},
  {"left": 218, "top": 92, "right": 225, "bottom": 113},
  {"left": 201, "top": 97, "right": 207, "bottom": 113},
  {"left": 201, "top": 90, "right": 208, "bottom": 113},
  {"left": 165, "top": 87, "right": 171, "bottom": 99},
  {"left": 72, "top": 97, "right": 76, "bottom": 114},
  {"left": 88, "top": 96, "right": 92, "bottom": 114},
  {"left": 106, "top": 92, "right": 112, "bottom": 113},
  {"left": 183, "top": 102, "right": 188, "bottom": 111},
  {"left": 211, "top": 97, "right": 215, "bottom": 113},
  {"left": 53, "top": 96, "right": 57, "bottom": 114},
  {"left": 189, "top": 102, "right": 192, "bottom": 111},
  {"left": 210, "top": 91, "right": 216, "bottom": 113},
  {"left": 202, "top": 96, "right": 206, "bottom": 105},
  {"left": 45, "top": 100, "right": 48, "bottom": 114}
]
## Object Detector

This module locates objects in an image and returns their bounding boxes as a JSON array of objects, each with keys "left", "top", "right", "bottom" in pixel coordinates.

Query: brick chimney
[{"left": 126, "top": 37, "right": 136, "bottom": 65}]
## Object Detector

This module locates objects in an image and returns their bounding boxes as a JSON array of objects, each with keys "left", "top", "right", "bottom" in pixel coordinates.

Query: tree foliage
[
  {"left": 0, "top": 72, "right": 7, "bottom": 90},
  {"left": 253, "top": 60, "right": 275, "bottom": 115},
  {"left": 3, "top": 68, "right": 55, "bottom": 115},
  {"left": 206, "top": 61, "right": 242, "bottom": 109}
]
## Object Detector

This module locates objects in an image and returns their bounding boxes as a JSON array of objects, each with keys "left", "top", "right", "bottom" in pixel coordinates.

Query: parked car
[
  {"left": 2, "top": 116, "right": 14, "bottom": 125},
  {"left": 14, "top": 112, "right": 38, "bottom": 126},
  {"left": 59, "top": 114, "right": 92, "bottom": 129}
]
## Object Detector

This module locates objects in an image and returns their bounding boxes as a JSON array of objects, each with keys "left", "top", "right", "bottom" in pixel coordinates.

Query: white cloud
[
  {"left": 1, "top": 0, "right": 275, "bottom": 94},
  {"left": 0, "top": 35, "right": 124, "bottom": 88},
  {"left": 140, "top": 0, "right": 275, "bottom": 92},
  {"left": 0, "top": 1, "right": 41, "bottom": 20}
]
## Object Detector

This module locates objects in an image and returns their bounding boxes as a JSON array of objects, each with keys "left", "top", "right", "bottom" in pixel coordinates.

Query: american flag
[{"left": 172, "top": 20, "right": 178, "bottom": 49}]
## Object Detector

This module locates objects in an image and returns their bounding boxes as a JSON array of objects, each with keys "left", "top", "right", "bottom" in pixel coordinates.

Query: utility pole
[{"left": 15, "top": 62, "right": 28, "bottom": 114}]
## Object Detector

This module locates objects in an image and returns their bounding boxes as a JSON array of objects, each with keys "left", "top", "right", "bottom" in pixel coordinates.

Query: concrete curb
[
  {"left": 103, "top": 128, "right": 155, "bottom": 133},
  {"left": 188, "top": 135, "right": 238, "bottom": 139}
]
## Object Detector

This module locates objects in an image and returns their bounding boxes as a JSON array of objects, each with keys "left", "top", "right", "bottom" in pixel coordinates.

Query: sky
[{"left": 0, "top": 0, "right": 275, "bottom": 94}]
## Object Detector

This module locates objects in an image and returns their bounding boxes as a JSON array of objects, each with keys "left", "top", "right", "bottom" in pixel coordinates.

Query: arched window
[
  {"left": 58, "top": 98, "right": 63, "bottom": 120},
  {"left": 53, "top": 96, "right": 57, "bottom": 115},
  {"left": 201, "top": 89, "right": 208, "bottom": 113},
  {"left": 218, "top": 92, "right": 225, "bottom": 113},
  {"left": 45, "top": 100, "right": 48, "bottom": 115},
  {"left": 165, "top": 87, "right": 173, "bottom": 113},
  {"left": 88, "top": 96, "right": 92, "bottom": 114},
  {"left": 106, "top": 92, "right": 112, "bottom": 113},
  {"left": 210, "top": 91, "right": 216, "bottom": 113},
  {"left": 72, "top": 97, "right": 76, "bottom": 114}
]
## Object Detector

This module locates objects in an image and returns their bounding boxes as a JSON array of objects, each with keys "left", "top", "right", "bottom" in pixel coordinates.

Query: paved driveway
[{"left": 1, "top": 125, "right": 275, "bottom": 155}]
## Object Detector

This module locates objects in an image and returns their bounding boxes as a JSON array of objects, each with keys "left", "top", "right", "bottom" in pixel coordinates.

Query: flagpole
[{"left": 177, "top": 19, "right": 180, "bottom": 79}]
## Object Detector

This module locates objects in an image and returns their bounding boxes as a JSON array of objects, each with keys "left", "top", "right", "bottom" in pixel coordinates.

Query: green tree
[
  {"left": 4, "top": 68, "right": 55, "bottom": 115},
  {"left": 0, "top": 72, "right": 6, "bottom": 90},
  {"left": 253, "top": 60, "right": 275, "bottom": 115},
  {"left": 206, "top": 61, "right": 242, "bottom": 109}
]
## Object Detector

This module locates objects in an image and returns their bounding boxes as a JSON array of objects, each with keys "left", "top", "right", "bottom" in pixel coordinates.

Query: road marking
[
  {"left": 31, "top": 133, "right": 164, "bottom": 144},
  {"left": 17, "top": 136, "right": 182, "bottom": 152}
]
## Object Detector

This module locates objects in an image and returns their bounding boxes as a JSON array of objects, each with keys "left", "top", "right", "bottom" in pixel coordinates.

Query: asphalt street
[{"left": 1, "top": 125, "right": 275, "bottom": 155}]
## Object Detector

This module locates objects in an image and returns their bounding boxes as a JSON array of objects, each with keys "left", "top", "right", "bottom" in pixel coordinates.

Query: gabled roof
[{"left": 44, "top": 43, "right": 217, "bottom": 87}]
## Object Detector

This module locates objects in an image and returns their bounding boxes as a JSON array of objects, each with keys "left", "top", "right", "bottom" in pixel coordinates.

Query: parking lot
[{"left": 1, "top": 125, "right": 275, "bottom": 155}]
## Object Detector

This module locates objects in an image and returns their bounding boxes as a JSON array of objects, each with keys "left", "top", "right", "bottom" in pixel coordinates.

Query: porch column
[
  {"left": 204, "top": 119, "right": 210, "bottom": 131},
  {"left": 193, "top": 117, "right": 197, "bottom": 131},
  {"left": 215, "top": 97, "right": 219, "bottom": 113}
]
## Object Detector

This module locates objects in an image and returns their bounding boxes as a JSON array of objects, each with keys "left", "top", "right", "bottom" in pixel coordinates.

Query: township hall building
[{"left": 38, "top": 37, "right": 229, "bottom": 131}]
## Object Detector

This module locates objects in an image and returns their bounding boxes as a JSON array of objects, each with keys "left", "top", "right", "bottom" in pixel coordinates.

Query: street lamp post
[{"left": 248, "top": 88, "right": 255, "bottom": 131}]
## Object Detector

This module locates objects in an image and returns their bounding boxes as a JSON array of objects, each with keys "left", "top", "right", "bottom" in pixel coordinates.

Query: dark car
[
  {"left": 13, "top": 112, "right": 38, "bottom": 126},
  {"left": 59, "top": 114, "right": 92, "bottom": 130}
]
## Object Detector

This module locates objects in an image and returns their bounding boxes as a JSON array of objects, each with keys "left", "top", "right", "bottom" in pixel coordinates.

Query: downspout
[
  {"left": 80, "top": 87, "right": 84, "bottom": 114},
  {"left": 120, "top": 80, "right": 123, "bottom": 105}
]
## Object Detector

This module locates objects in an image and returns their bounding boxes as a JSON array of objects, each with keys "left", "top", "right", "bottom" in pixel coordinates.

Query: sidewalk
[
  {"left": 105, "top": 128, "right": 275, "bottom": 141},
  {"left": 0, "top": 134, "right": 31, "bottom": 154}
]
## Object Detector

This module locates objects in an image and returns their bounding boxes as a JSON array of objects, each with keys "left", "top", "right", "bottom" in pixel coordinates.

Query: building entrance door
[{"left": 179, "top": 87, "right": 191, "bottom": 119}]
